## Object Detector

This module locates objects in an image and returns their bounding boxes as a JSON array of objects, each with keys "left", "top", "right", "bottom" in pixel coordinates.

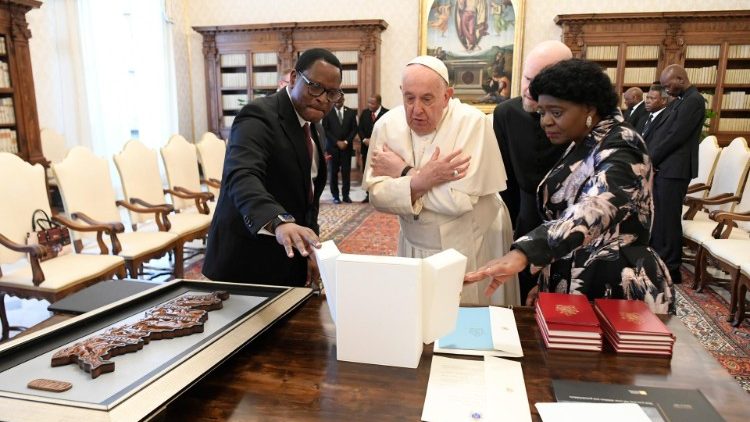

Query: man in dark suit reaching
[
  {"left": 648, "top": 64, "right": 706, "bottom": 284},
  {"left": 323, "top": 96, "right": 358, "bottom": 203},
  {"left": 203, "top": 48, "right": 343, "bottom": 287},
  {"left": 358, "top": 94, "right": 388, "bottom": 203}
]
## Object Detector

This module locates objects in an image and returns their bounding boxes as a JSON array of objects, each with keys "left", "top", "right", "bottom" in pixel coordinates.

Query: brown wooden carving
[{"left": 51, "top": 291, "right": 229, "bottom": 379}]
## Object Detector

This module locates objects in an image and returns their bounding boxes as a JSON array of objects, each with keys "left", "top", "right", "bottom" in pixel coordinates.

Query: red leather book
[
  {"left": 537, "top": 293, "right": 600, "bottom": 327},
  {"left": 536, "top": 304, "right": 602, "bottom": 339},
  {"left": 602, "top": 330, "right": 673, "bottom": 353},
  {"left": 535, "top": 313, "right": 602, "bottom": 344},
  {"left": 538, "top": 320, "right": 602, "bottom": 352},
  {"left": 594, "top": 299, "right": 674, "bottom": 341}
]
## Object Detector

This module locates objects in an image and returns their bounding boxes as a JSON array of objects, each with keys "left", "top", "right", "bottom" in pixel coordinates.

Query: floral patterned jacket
[{"left": 514, "top": 112, "right": 674, "bottom": 314}]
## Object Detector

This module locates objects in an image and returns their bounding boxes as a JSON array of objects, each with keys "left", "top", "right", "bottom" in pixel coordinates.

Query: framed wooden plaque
[{"left": 0, "top": 279, "right": 311, "bottom": 421}]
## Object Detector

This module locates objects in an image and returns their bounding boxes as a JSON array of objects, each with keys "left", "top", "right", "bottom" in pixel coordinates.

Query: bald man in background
[
  {"left": 492, "top": 40, "right": 571, "bottom": 303},
  {"left": 648, "top": 64, "right": 706, "bottom": 284},
  {"left": 623, "top": 87, "right": 647, "bottom": 127}
]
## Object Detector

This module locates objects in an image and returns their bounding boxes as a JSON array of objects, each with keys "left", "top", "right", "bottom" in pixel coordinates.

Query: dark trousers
[
  {"left": 651, "top": 175, "right": 689, "bottom": 283},
  {"left": 515, "top": 189, "right": 544, "bottom": 303},
  {"left": 328, "top": 149, "right": 351, "bottom": 199}
]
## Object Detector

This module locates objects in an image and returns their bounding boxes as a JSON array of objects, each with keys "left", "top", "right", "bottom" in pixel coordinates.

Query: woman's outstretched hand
[{"left": 464, "top": 249, "right": 529, "bottom": 297}]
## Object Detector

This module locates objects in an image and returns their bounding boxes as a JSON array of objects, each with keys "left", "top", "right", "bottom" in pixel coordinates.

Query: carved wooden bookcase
[
  {"left": 556, "top": 11, "right": 750, "bottom": 145},
  {"left": 0, "top": 0, "right": 42, "bottom": 164},
  {"left": 194, "top": 20, "right": 388, "bottom": 140}
]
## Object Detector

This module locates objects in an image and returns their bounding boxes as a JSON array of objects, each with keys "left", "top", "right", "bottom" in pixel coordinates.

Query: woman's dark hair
[
  {"left": 295, "top": 48, "right": 342, "bottom": 80},
  {"left": 529, "top": 58, "right": 618, "bottom": 118}
]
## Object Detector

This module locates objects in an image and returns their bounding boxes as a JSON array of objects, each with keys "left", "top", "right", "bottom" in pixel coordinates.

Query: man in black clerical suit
[
  {"left": 623, "top": 87, "right": 647, "bottom": 127},
  {"left": 637, "top": 83, "right": 668, "bottom": 138},
  {"left": 358, "top": 94, "right": 388, "bottom": 203},
  {"left": 648, "top": 64, "right": 706, "bottom": 284},
  {"left": 323, "top": 96, "right": 358, "bottom": 203},
  {"left": 203, "top": 49, "right": 343, "bottom": 286},
  {"left": 493, "top": 40, "right": 571, "bottom": 303}
]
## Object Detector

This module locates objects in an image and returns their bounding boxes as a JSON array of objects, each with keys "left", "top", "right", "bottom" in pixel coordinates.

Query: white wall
[{"left": 28, "top": 0, "right": 748, "bottom": 146}]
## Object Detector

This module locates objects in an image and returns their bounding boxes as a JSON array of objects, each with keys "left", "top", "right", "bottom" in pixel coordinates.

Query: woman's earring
[{"left": 585, "top": 115, "right": 593, "bottom": 128}]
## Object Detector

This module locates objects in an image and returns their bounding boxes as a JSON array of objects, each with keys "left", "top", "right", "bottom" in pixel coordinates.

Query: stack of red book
[
  {"left": 535, "top": 293, "right": 602, "bottom": 351},
  {"left": 593, "top": 298, "right": 675, "bottom": 356}
]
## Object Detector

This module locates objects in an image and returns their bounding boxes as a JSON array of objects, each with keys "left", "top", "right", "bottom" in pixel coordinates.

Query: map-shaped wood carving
[{"left": 51, "top": 291, "right": 230, "bottom": 378}]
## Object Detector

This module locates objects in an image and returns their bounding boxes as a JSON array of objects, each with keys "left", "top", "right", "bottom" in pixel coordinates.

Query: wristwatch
[{"left": 270, "top": 213, "right": 295, "bottom": 232}]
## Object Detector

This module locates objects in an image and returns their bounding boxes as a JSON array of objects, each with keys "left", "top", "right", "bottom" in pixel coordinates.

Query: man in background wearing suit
[
  {"left": 623, "top": 87, "right": 646, "bottom": 127},
  {"left": 637, "top": 83, "right": 668, "bottom": 137},
  {"left": 648, "top": 64, "right": 706, "bottom": 284},
  {"left": 203, "top": 48, "right": 343, "bottom": 287},
  {"left": 492, "top": 40, "right": 571, "bottom": 304},
  {"left": 358, "top": 94, "right": 388, "bottom": 203},
  {"left": 323, "top": 96, "right": 358, "bottom": 203}
]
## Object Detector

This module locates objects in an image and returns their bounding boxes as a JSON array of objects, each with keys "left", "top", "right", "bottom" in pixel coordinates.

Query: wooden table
[{"left": 146, "top": 295, "right": 746, "bottom": 421}]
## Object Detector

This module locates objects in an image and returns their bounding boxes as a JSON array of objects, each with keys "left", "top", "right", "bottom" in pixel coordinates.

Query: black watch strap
[
  {"left": 401, "top": 165, "right": 413, "bottom": 177},
  {"left": 270, "top": 213, "right": 295, "bottom": 232}
]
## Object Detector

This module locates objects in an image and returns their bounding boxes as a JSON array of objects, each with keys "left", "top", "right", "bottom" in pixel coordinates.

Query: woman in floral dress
[{"left": 466, "top": 59, "right": 674, "bottom": 314}]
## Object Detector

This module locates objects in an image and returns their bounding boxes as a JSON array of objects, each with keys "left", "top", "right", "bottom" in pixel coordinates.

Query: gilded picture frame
[{"left": 419, "top": 0, "right": 525, "bottom": 113}]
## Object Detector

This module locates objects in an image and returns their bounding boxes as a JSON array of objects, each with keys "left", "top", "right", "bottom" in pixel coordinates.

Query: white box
[{"left": 315, "top": 241, "right": 467, "bottom": 368}]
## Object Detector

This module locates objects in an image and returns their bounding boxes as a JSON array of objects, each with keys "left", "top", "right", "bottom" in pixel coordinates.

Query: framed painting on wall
[{"left": 419, "top": 0, "right": 525, "bottom": 113}]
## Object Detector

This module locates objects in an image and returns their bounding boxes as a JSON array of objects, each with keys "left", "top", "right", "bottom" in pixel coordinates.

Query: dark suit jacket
[
  {"left": 646, "top": 86, "right": 706, "bottom": 180},
  {"left": 357, "top": 107, "right": 388, "bottom": 146},
  {"left": 323, "top": 106, "right": 358, "bottom": 155},
  {"left": 493, "top": 96, "right": 568, "bottom": 231},
  {"left": 626, "top": 102, "right": 648, "bottom": 127},
  {"left": 203, "top": 90, "right": 327, "bottom": 286},
  {"left": 636, "top": 108, "right": 666, "bottom": 137}
]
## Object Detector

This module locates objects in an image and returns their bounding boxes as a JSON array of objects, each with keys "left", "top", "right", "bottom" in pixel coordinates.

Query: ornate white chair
[
  {"left": 0, "top": 153, "right": 125, "bottom": 340},
  {"left": 683, "top": 137, "right": 749, "bottom": 222},
  {"left": 40, "top": 128, "right": 69, "bottom": 166},
  {"left": 161, "top": 135, "right": 215, "bottom": 217},
  {"left": 733, "top": 262, "right": 750, "bottom": 326},
  {"left": 114, "top": 140, "right": 210, "bottom": 245},
  {"left": 683, "top": 136, "right": 722, "bottom": 216},
  {"left": 52, "top": 146, "right": 184, "bottom": 279},
  {"left": 683, "top": 139, "right": 750, "bottom": 291},
  {"left": 196, "top": 132, "right": 226, "bottom": 199},
  {"left": 699, "top": 204, "right": 750, "bottom": 326}
]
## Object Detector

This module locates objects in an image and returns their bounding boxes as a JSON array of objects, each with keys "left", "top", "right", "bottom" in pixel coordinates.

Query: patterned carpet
[{"left": 187, "top": 203, "right": 750, "bottom": 392}]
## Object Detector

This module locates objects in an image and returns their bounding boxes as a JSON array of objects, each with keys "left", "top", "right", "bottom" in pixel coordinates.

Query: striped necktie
[{"left": 641, "top": 113, "right": 654, "bottom": 136}]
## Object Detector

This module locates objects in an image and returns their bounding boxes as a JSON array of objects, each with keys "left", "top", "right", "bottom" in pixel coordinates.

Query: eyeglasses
[{"left": 298, "top": 72, "right": 344, "bottom": 102}]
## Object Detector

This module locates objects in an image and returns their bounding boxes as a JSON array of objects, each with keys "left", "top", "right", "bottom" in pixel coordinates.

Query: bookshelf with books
[
  {"left": 0, "top": 0, "right": 43, "bottom": 164},
  {"left": 195, "top": 20, "right": 387, "bottom": 140},
  {"left": 556, "top": 10, "right": 750, "bottom": 145}
]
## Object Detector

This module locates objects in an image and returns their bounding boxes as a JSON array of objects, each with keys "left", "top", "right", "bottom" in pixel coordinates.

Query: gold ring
[{"left": 452, "top": 170, "right": 459, "bottom": 177}]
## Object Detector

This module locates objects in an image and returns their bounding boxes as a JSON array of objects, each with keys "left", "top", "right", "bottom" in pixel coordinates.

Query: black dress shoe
[
  {"left": 343, "top": 197, "right": 352, "bottom": 203},
  {"left": 361, "top": 196, "right": 369, "bottom": 203},
  {"left": 333, "top": 198, "right": 341, "bottom": 204}
]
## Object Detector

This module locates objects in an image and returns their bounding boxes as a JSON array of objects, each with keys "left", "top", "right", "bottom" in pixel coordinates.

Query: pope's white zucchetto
[{"left": 406, "top": 55, "right": 449, "bottom": 84}]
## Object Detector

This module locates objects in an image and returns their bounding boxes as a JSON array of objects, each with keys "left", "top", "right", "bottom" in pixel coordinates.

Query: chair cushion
[
  {"left": 682, "top": 220, "right": 749, "bottom": 245},
  {"left": 702, "top": 239, "right": 750, "bottom": 269},
  {"left": 0, "top": 254, "right": 124, "bottom": 293},
  {"left": 170, "top": 213, "right": 211, "bottom": 236},
  {"left": 81, "top": 231, "right": 178, "bottom": 260}
]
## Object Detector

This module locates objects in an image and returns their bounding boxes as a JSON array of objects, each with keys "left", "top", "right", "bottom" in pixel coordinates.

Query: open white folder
[{"left": 314, "top": 240, "right": 467, "bottom": 368}]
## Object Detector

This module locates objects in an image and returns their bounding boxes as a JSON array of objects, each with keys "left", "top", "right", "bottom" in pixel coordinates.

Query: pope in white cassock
[{"left": 362, "top": 55, "right": 519, "bottom": 306}]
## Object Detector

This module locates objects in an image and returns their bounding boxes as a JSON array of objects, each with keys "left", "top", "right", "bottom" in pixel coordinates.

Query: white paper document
[
  {"left": 422, "top": 356, "right": 531, "bottom": 422},
  {"left": 535, "top": 402, "right": 651, "bottom": 422},
  {"left": 433, "top": 306, "right": 523, "bottom": 358}
]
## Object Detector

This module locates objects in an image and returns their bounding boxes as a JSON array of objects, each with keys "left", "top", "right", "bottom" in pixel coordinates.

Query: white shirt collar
[{"left": 650, "top": 107, "right": 666, "bottom": 118}]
